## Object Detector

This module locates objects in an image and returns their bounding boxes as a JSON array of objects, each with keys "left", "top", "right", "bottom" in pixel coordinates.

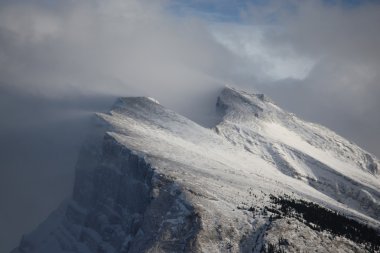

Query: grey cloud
[
  {"left": 0, "top": 1, "right": 237, "bottom": 251},
  {"left": 209, "top": 0, "right": 380, "bottom": 155},
  {"left": 0, "top": 0, "right": 236, "bottom": 100},
  {"left": 250, "top": 0, "right": 380, "bottom": 156}
]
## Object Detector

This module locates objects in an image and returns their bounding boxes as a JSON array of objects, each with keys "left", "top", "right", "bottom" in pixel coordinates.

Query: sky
[{"left": 1, "top": 0, "right": 380, "bottom": 252}]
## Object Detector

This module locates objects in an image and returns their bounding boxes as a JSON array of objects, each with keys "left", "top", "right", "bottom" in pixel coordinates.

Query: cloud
[
  {"left": 205, "top": 0, "right": 380, "bottom": 156},
  {"left": 235, "top": 0, "right": 380, "bottom": 155},
  {"left": 0, "top": 1, "right": 237, "bottom": 251},
  {"left": 211, "top": 23, "right": 316, "bottom": 81},
  {"left": 0, "top": 0, "right": 237, "bottom": 100}
]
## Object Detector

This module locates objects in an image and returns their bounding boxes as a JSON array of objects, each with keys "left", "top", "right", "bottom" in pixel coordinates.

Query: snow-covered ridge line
[
  {"left": 11, "top": 86, "right": 380, "bottom": 253},
  {"left": 215, "top": 86, "right": 380, "bottom": 220},
  {"left": 217, "top": 86, "right": 378, "bottom": 176}
]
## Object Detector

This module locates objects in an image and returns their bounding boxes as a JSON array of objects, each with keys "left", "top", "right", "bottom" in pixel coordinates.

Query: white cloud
[{"left": 211, "top": 23, "right": 315, "bottom": 81}]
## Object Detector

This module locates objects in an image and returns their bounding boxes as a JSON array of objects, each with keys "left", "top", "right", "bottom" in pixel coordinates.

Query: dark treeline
[
  {"left": 261, "top": 237, "right": 288, "bottom": 253},
  {"left": 269, "top": 194, "right": 380, "bottom": 252}
]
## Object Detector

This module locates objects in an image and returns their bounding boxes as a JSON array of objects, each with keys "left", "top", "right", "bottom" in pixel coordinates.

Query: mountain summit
[{"left": 12, "top": 86, "right": 380, "bottom": 253}]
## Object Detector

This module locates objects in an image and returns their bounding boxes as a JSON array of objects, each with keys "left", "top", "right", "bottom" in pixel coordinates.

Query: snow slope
[{"left": 11, "top": 86, "right": 380, "bottom": 253}]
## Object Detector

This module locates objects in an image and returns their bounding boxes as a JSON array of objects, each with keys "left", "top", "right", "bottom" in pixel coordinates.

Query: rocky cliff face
[{"left": 12, "top": 87, "right": 380, "bottom": 253}]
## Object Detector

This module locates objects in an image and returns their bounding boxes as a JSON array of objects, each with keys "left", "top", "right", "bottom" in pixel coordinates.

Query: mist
[
  {"left": 0, "top": 1, "right": 235, "bottom": 251},
  {"left": 1, "top": 0, "right": 380, "bottom": 252}
]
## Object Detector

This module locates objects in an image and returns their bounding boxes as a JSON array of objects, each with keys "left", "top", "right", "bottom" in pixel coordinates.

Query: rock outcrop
[{"left": 12, "top": 87, "right": 380, "bottom": 253}]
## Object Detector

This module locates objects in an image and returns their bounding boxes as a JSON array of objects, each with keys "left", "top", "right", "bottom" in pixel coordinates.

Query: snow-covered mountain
[{"left": 12, "top": 86, "right": 380, "bottom": 253}]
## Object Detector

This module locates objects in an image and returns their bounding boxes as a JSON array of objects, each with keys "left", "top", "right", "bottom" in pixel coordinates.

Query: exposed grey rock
[{"left": 12, "top": 86, "right": 380, "bottom": 253}]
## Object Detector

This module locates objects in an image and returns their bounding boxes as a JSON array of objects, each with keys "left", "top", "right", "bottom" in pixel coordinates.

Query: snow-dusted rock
[{"left": 12, "top": 87, "right": 380, "bottom": 253}]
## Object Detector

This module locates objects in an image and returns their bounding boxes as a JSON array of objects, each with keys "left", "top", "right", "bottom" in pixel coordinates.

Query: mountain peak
[
  {"left": 11, "top": 86, "right": 380, "bottom": 253},
  {"left": 112, "top": 96, "right": 160, "bottom": 110},
  {"left": 222, "top": 85, "right": 271, "bottom": 102},
  {"left": 217, "top": 85, "right": 279, "bottom": 122}
]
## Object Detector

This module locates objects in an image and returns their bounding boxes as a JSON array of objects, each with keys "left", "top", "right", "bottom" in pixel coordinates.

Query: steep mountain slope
[
  {"left": 12, "top": 86, "right": 380, "bottom": 253},
  {"left": 216, "top": 87, "right": 380, "bottom": 219}
]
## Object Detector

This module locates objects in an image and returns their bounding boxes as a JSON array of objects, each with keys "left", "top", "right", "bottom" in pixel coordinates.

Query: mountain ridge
[{"left": 12, "top": 86, "right": 380, "bottom": 253}]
